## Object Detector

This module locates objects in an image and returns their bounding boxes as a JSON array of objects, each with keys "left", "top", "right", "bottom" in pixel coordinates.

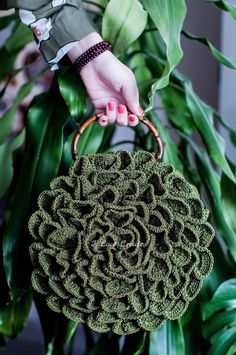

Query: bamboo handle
[{"left": 72, "top": 112, "right": 163, "bottom": 161}]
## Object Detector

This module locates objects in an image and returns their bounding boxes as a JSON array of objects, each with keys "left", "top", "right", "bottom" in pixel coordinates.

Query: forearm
[
  {"left": 67, "top": 32, "right": 103, "bottom": 63},
  {"left": 0, "top": 0, "right": 98, "bottom": 70}
]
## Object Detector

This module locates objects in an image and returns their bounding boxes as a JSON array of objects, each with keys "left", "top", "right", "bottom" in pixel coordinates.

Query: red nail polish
[
  {"left": 117, "top": 105, "right": 125, "bottom": 114},
  {"left": 108, "top": 102, "right": 114, "bottom": 111},
  {"left": 129, "top": 115, "right": 136, "bottom": 122}
]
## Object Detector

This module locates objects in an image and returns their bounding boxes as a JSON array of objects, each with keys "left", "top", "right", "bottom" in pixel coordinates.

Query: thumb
[{"left": 122, "top": 75, "right": 143, "bottom": 116}]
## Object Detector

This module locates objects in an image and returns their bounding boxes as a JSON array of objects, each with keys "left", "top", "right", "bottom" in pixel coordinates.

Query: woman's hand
[{"left": 68, "top": 33, "right": 143, "bottom": 127}]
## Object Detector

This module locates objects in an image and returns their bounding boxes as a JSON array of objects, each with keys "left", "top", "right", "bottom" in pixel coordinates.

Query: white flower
[
  {"left": 19, "top": 9, "right": 36, "bottom": 26},
  {"left": 52, "top": 0, "right": 66, "bottom": 7},
  {"left": 30, "top": 18, "right": 52, "bottom": 44}
]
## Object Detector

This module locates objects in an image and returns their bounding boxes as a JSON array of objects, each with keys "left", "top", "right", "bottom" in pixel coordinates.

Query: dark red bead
[{"left": 74, "top": 41, "right": 112, "bottom": 73}]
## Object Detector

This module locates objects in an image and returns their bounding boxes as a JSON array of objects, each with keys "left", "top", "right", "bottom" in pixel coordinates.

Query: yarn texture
[{"left": 28, "top": 150, "right": 214, "bottom": 335}]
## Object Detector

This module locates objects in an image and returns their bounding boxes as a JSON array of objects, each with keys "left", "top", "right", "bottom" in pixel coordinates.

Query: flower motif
[
  {"left": 28, "top": 151, "right": 214, "bottom": 335},
  {"left": 30, "top": 18, "right": 52, "bottom": 44},
  {"left": 52, "top": 0, "right": 66, "bottom": 6},
  {"left": 19, "top": 9, "right": 37, "bottom": 26}
]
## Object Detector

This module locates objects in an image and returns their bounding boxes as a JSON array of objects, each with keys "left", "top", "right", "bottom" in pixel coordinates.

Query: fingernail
[
  {"left": 108, "top": 102, "right": 115, "bottom": 111},
  {"left": 138, "top": 107, "right": 143, "bottom": 114},
  {"left": 129, "top": 115, "right": 136, "bottom": 122},
  {"left": 99, "top": 115, "right": 107, "bottom": 125},
  {"left": 117, "top": 105, "right": 125, "bottom": 114}
]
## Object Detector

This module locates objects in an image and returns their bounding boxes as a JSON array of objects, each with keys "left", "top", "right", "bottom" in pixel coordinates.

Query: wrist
[{"left": 67, "top": 32, "right": 103, "bottom": 63}]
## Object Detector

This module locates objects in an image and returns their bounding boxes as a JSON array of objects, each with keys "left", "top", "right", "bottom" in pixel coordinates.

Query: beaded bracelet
[{"left": 74, "top": 41, "right": 112, "bottom": 73}]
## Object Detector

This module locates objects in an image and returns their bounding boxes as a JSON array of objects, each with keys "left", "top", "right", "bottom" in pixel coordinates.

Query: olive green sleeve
[{"left": 0, "top": 0, "right": 97, "bottom": 70}]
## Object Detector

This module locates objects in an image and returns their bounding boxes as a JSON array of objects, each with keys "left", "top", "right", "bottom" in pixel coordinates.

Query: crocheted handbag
[{"left": 28, "top": 112, "right": 215, "bottom": 335}]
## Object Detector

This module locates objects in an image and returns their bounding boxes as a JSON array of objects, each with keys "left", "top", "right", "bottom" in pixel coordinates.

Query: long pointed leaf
[
  {"left": 149, "top": 320, "right": 185, "bottom": 355},
  {"left": 102, "top": 0, "right": 148, "bottom": 54},
  {"left": 194, "top": 148, "right": 236, "bottom": 263},
  {"left": 221, "top": 169, "right": 236, "bottom": 234},
  {"left": 207, "top": 327, "right": 236, "bottom": 355},
  {"left": 182, "top": 30, "right": 236, "bottom": 69},
  {"left": 0, "top": 288, "right": 32, "bottom": 338},
  {"left": 3, "top": 90, "right": 69, "bottom": 300},
  {"left": 141, "top": 0, "right": 187, "bottom": 111},
  {"left": 184, "top": 80, "right": 235, "bottom": 183},
  {"left": 0, "top": 130, "right": 25, "bottom": 198},
  {"left": 148, "top": 111, "right": 184, "bottom": 172},
  {"left": 202, "top": 278, "right": 236, "bottom": 354},
  {"left": 58, "top": 67, "right": 87, "bottom": 120},
  {"left": 202, "top": 0, "right": 236, "bottom": 20},
  {"left": 0, "top": 80, "right": 35, "bottom": 144}
]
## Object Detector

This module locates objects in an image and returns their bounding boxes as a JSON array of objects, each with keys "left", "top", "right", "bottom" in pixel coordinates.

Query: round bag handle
[{"left": 72, "top": 112, "right": 163, "bottom": 161}]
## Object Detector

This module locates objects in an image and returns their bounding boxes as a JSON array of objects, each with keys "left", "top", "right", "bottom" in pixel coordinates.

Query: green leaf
[
  {"left": 3, "top": 90, "right": 69, "bottom": 300},
  {"left": 199, "top": 236, "right": 235, "bottom": 303},
  {"left": 96, "top": 124, "right": 116, "bottom": 153},
  {"left": 102, "top": 0, "right": 148, "bottom": 54},
  {"left": 158, "top": 85, "right": 195, "bottom": 134},
  {"left": 141, "top": 0, "right": 187, "bottom": 111},
  {"left": 61, "top": 116, "right": 108, "bottom": 174},
  {"left": 60, "top": 132, "right": 75, "bottom": 173},
  {"left": 58, "top": 67, "right": 87, "bottom": 120},
  {"left": 49, "top": 318, "right": 77, "bottom": 355},
  {"left": 207, "top": 327, "right": 236, "bottom": 355},
  {"left": 0, "top": 288, "right": 32, "bottom": 338},
  {"left": 121, "top": 332, "right": 146, "bottom": 355},
  {"left": 76, "top": 121, "right": 105, "bottom": 156},
  {"left": 0, "top": 47, "right": 15, "bottom": 81},
  {"left": 0, "top": 79, "right": 36, "bottom": 145},
  {"left": 5, "top": 21, "right": 33, "bottom": 54},
  {"left": 149, "top": 320, "right": 185, "bottom": 355},
  {"left": 221, "top": 170, "right": 236, "bottom": 234},
  {"left": 0, "top": 14, "right": 16, "bottom": 31},
  {"left": 202, "top": 0, "right": 236, "bottom": 20},
  {"left": 180, "top": 299, "right": 202, "bottom": 355},
  {"left": 194, "top": 147, "right": 236, "bottom": 263},
  {"left": 182, "top": 30, "right": 236, "bottom": 69},
  {"left": 203, "top": 308, "right": 236, "bottom": 339},
  {"left": 148, "top": 111, "right": 184, "bottom": 172},
  {"left": 34, "top": 296, "right": 77, "bottom": 354},
  {"left": 89, "top": 334, "right": 119, "bottom": 355},
  {"left": 184, "top": 80, "right": 236, "bottom": 183},
  {"left": 0, "top": 130, "right": 25, "bottom": 199},
  {"left": 202, "top": 279, "right": 236, "bottom": 355},
  {"left": 88, "top": 335, "right": 108, "bottom": 355},
  {"left": 30, "top": 98, "right": 70, "bottom": 198},
  {"left": 213, "top": 111, "right": 236, "bottom": 147},
  {"left": 134, "top": 332, "right": 149, "bottom": 355}
]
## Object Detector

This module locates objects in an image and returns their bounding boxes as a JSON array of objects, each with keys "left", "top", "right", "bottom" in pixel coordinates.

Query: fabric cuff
[{"left": 39, "top": 4, "right": 97, "bottom": 70}]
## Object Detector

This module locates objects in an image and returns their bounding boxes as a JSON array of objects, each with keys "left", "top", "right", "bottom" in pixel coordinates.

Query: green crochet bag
[{"left": 28, "top": 113, "right": 215, "bottom": 335}]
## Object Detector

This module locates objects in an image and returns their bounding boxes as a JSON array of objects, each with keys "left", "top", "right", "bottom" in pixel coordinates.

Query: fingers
[
  {"left": 106, "top": 101, "right": 116, "bottom": 123},
  {"left": 116, "top": 104, "right": 128, "bottom": 126},
  {"left": 98, "top": 114, "right": 108, "bottom": 126},
  {"left": 122, "top": 72, "right": 143, "bottom": 117},
  {"left": 97, "top": 101, "right": 139, "bottom": 127},
  {"left": 128, "top": 114, "right": 139, "bottom": 127},
  {"left": 106, "top": 102, "right": 128, "bottom": 126}
]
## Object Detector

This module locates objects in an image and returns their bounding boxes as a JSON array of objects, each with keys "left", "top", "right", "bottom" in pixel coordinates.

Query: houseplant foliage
[{"left": 0, "top": 0, "right": 236, "bottom": 353}]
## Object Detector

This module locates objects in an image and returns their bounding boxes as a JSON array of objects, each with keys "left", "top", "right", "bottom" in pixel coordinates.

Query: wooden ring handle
[{"left": 71, "top": 112, "right": 163, "bottom": 161}]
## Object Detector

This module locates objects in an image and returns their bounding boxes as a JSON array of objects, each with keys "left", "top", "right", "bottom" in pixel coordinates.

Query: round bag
[{"left": 28, "top": 112, "right": 214, "bottom": 335}]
